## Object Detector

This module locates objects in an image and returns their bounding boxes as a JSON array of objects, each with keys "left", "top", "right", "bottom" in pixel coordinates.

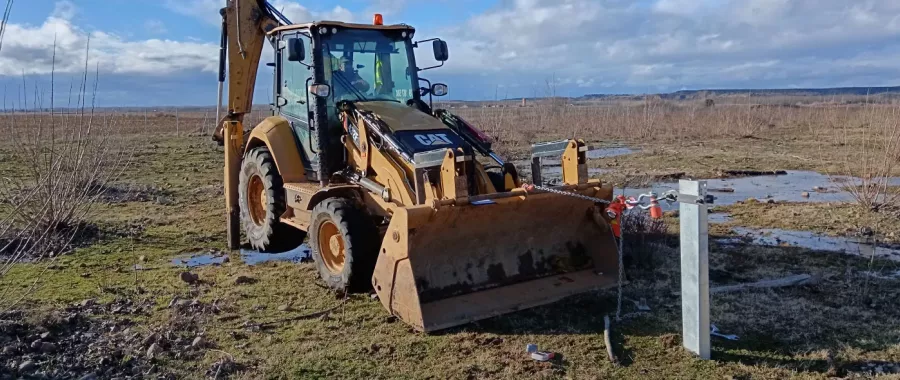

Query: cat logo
[{"left": 414, "top": 133, "right": 452, "bottom": 146}]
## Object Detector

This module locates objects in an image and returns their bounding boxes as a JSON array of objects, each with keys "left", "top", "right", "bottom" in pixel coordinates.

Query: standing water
[
  {"left": 722, "top": 227, "right": 900, "bottom": 262},
  {"left": 172, "top": 245, "right": 311, "bottom": 267}
]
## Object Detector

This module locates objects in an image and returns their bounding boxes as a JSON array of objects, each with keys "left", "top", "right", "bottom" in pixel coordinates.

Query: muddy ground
[{"left": 1, "top": 108, "right": 899, "bottom": 379}]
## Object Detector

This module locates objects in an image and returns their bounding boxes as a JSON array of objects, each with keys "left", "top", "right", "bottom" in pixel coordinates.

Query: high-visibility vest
[{"left": 374, "top": 58, "right": 384, "bottom": 91}]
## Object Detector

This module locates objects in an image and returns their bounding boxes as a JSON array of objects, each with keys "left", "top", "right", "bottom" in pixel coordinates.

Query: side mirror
[
  {"left": 287, "top": 38, "right": 305, "bottom": 62},
  {"left": 432, "top": 40, "right": 449, "bottom": 62},
  {"left": 431, "top": 83, "right": 448, "bottom": 97},
  {"left": 308, "top": 83, "right": 330, "bottom": 98}
]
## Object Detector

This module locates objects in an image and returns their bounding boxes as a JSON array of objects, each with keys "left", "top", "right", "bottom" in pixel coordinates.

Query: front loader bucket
[{"left": 372, "top": 186, "right": 618, "bottom": 332}]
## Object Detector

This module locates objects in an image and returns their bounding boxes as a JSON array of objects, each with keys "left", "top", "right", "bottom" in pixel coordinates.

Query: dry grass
[
  {"left": 0, "top": 99, "right": 898, "bottom": 378},
  {"left": 721, "top": 201, "right": 900, "bottom": 245},
  {"left": 453, "top": 99, "right": 900, "bottom": 205}
]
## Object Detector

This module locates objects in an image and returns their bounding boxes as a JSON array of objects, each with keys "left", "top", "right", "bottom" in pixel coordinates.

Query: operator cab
[{"left": 269, "top": 19, "right": 451, "bottom": 182}]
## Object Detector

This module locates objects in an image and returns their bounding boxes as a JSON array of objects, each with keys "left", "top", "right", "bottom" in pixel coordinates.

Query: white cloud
[
  {"left": 5, "top": 0, "right": 900, "bottom": 103},
  {"left": 51, "top": 0, "right": 77, "bottom": 20},
  {"left": 163, "top": 0, "right": 222, "bottom": 25},
  {"left": 433, "top": 0, "right": 900, "bottom": 92},
  {"left": 0, "top": 14, "right": 217, "bottom": 76},
  {"left": 269, "top": 1, "right": 355, "bottom": 23},
  {"left": 165, "top": 0, "right": 357, "bottom": 26},
  {"left": 653, "top": 0, "right": 703, "bottom": 16}
]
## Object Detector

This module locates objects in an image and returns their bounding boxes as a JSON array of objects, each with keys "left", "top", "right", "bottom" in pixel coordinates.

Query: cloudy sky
[{"left": 1, "top": 0, "right": 899, "bottom": 106}]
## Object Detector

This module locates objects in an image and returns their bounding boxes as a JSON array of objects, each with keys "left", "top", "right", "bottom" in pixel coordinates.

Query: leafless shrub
[
  {"left": 0, "top": 43, "right": 130, "bottom": 276},
  {"left": 621, "top": 211, "right": 669, "bottom": 269},
  {"left": 829, "top": 102, "right": 900, "bottom": 209}
]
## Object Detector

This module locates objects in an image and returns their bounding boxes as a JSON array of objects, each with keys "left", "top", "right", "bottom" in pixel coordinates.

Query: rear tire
[
  {"left": 239, "top": 146, "right": 304, "bottom": 252},
  {"left": 309, "top": 197, "right": 379, "bottom": 292}
]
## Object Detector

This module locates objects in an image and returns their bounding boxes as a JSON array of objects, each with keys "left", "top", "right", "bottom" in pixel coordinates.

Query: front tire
[
  {"left": 239, "top": 147, "right": 303, "bottom": 251},
  {"left": 309, "top": 197, "right": 379, "bottom": 292}
]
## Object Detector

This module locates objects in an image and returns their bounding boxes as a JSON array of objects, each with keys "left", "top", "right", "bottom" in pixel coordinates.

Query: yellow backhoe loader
[{"left": 214, "top": 0, "right": 620, "bottom": 332}]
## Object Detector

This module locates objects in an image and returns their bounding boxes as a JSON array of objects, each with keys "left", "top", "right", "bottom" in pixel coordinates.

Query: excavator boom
[
  {"left": 217, "top": 0, "right": 282, "bottom": 248},
  {"left": 223, "top": 0, "right": 280, "bottom": 117}
]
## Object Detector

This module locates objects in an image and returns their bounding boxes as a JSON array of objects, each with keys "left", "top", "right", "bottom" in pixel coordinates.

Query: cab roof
[{"left": 269, "top": 21, "right": 415, "bottom": 35}]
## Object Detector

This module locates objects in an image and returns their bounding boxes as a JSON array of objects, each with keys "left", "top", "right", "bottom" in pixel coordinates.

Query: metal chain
[{"left": 528, "top": 184, "right": 611, "bottom": 205}]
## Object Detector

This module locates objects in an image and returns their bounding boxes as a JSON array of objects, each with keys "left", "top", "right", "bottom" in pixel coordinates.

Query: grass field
[{"left": 1, "top": 100, "right": 899, "bottom": 379}]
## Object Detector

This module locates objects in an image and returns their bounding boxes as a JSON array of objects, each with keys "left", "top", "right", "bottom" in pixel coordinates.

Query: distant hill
[{"left": 579, "top": 86, "right": 900, "bottom": 101}]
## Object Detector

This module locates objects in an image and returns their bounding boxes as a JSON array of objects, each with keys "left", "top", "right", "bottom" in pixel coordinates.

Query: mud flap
[{"left": 371, "top": 188, "right": 618, "bottom": 332}]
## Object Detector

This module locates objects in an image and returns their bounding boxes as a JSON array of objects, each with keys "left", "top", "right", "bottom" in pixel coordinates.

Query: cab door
[{"left": 276, "top": 31, "right": 320, "bottom": 181}]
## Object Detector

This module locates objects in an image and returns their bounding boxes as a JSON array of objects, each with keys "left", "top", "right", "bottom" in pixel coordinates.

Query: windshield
[{"left": 322, "top": 29, "right": 416, "bottom": 104}]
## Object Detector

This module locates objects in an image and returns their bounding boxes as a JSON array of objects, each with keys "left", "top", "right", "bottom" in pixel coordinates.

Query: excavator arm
[{"left": 216, "top": 0, "right": 285, "bottom": 248}]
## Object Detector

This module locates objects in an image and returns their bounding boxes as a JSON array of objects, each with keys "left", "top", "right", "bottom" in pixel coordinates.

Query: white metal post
[{"left": 680, "top": 180, "right": 710, "bottom": 359}]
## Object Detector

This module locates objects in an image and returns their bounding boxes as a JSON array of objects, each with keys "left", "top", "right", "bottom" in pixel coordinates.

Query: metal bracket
[
  {"left": 530, "top": 139, "right": 571, "bottom": 186},
  {"left": 530, "top": 139, "right": 570, "bottom": 158},
  {"left": 678, "top": 194, "right": 704, "bottom": 205},
  {"left": 412, "top": 149, "right": 472, "bottom": 204},
  {"left": 413, "top": 149, "right": 450, "bottom": 168},
  {"left": 679, "top": 193, "right": 716, "bottom": 205}
]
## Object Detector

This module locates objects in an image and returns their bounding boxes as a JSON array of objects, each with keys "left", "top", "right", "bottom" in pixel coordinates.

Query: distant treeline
[{"left": 580, "top": 86, "right": 900, "bottom": 101}]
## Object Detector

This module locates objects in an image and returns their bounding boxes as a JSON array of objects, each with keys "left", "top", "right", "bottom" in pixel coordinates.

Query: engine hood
[
  {"left": 355, "top": 101, "right": 469, "bottom": 155},
  {"left": 355, "top": 101, "right": 449, "bottom": 132}
]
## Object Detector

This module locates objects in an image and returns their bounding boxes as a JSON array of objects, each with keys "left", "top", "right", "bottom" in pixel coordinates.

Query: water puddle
[
  {"left": 863, "top": 270, "right": 900, "bottom": 280},
  {"left": 172, "top": 245, "right": 312, "bottom": 267},
  {"left": 615, "top": 170, "right": 900, "bottom": 210},
  {"left": 513, "top": 144, "right": 897, "bottom": 208},
  {"left": 519, "top": 150, "right": 898, "bottom": 206},
  {"left": 172, "top": 252, "right": 228, "bottom": 267},
  {"left": 240, "top": 244, "right": 311, "bottom": 265},
  {"left": 721, "top": 227, "right": 900, "bottom": 261},
  {"left": 697, "top": 171, "right": 899, "bottom": 205},
  {"left": 708, "top": 213, "right": 733, "bottom": 224},
  {"left": 586, "top": 146, "right": 636, "bottom": 159}
]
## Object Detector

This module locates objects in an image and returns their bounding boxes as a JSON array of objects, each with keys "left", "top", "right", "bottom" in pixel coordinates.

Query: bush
[{"left": 0, "top": 72, "right": 129, "bottom": 269}]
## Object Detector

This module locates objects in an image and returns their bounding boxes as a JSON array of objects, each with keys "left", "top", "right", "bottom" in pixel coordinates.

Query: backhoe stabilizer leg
[{"left": 224, "top": 120, "right": 244, "bottom": 249}]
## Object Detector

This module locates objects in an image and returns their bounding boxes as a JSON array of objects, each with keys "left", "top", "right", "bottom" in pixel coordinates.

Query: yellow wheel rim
[
  {"left": 247, "top": 174, "right": 267, "bottom": 226},
  {"left": 318, "top": 220, "right": 345, "bottom": 274}
]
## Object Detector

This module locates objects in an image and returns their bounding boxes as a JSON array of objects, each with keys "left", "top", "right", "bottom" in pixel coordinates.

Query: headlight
[
  {"left": 318, "top": 26, "right": 328, "bottom": 34},
  {"left": 332, "top": 27, "right": 338, "bottom": 34}
]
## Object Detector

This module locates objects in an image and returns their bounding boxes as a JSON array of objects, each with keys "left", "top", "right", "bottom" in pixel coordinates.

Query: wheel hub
[
  {"left": 247, "top": 175, "right": 267, "bottom": 226},
  {"left": 318, "top": 220, "right": 345, "bottom": 274}
]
